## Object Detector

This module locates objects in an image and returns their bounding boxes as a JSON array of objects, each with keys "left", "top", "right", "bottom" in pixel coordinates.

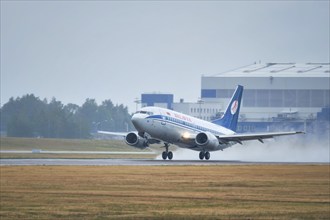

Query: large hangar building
[
  {"left": 139, "top": 63, "right": 329, "bottom": 134},
  {"left": 201, "top": 63, "right": 329, "bottom": 132}
]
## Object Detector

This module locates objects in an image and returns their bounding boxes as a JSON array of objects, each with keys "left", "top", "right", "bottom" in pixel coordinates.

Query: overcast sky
[{"left": 1, "top": 1, "right": 329, "bottom": 112}]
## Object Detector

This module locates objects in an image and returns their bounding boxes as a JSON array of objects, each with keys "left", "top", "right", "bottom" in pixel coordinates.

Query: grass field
[
  {"left": 0, "top": 137, "right": 140, "bottom": 151},
  {"left": 1, "top": 165, "right": 329, "bottom": 219},
  {"left": 0, "top": 137, "right": 160, "bottom": 159}
]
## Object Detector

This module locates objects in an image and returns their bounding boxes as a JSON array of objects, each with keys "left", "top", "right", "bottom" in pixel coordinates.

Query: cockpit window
[{"left": 135, "top": 111, "right": 153, "bottom": 115}]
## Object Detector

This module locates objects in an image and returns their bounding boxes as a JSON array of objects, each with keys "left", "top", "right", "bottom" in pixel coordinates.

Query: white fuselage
[{"left": 132, "top": 106, "right": 235, "bottom": 151}]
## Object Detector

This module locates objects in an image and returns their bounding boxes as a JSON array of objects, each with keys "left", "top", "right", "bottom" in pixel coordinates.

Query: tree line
[{"left": 0, "top": 94, "right": 134, "bottom": 139}]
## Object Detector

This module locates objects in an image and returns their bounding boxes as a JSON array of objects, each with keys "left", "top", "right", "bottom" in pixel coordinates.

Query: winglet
[{"left": 212, "top": 85, "right": 244, "bottom": 132}]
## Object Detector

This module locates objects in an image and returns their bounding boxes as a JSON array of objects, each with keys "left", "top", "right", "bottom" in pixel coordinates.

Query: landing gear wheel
[
  {"left": 199, "top": 151, "right": 205, "bottom": 160},
  {"left": 205, "top": 151, "right": 210, "bottom": 160},
  {"left": 162, "top": 151, "right": 168, "bottom": 160},
  {"left": 161, "top": 143, "right": 173, "bottom": 160},
  {"left": 167, "top": 151, "right": 173, "bottom": 160}
]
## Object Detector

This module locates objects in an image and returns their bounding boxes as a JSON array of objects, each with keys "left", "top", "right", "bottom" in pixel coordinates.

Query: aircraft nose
[
  {"left": 131, "top": 114, "right": 138, "bottom": 124},
  {"left": 131, "top": 113, "right": 143, "bottom": 129}
]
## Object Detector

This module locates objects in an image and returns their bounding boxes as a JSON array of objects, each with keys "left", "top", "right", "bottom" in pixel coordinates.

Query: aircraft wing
[
  {"left": 97, "top": 130, "right": 128, "bottom": 137},
  {"left": 97, "top": 130, "right": 161, "bottom": 145},
  {"left": 217, "top": 131, "right": 305, "bottom": 144}
]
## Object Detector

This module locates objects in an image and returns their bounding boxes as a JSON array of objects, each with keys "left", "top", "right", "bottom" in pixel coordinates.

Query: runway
[
  {"left": 0, "top": 150, "right": 156, "bottom": 155},
  {"left": 1, "top": 158, "right": 326, "bottom": 166}
]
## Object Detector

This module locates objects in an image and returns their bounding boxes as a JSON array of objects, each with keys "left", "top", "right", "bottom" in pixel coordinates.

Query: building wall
[
  {"left": 202, "top": 88, "right": 329, "bottom": 108},
  {"left": 200, "top": 63, "right": 329, "bottom": 121},
  {"left": 172, "top": 102, "right": 223, "bottom": 121},
  {"left": 139, "top": 64, "right": 329, "bottom": 123},
  {"left": 141, "top": 94, "right": 173, "bottom": 109},
  {"left": 202, "top": 76, "right": 329, "bottom": 90}
]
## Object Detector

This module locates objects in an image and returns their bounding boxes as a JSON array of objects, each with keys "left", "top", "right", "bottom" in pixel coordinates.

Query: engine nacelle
[
  {"left": 125, "top": 132, "right": 148, "bottom": 149},
  {"left": 195, "top": 132, "right": 219, "bottom": 149}
]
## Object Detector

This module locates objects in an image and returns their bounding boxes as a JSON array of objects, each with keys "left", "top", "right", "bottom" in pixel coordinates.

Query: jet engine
[
  {"left": 195, "top": 132, "right": 219, "bottom": 149},
  {"left": 125, "top": 132, "right": 148, "bottom": 149}
]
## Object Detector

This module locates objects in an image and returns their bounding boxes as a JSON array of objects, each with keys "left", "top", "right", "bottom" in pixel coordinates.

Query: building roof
[{"left": 210, "top": 63, "right": 329, "bottom": 77}]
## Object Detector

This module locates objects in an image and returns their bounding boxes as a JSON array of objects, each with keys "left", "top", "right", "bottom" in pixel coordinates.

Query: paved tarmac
[
  {"left": 1, "top": 158, "right": 326, "bottom": 166},
  {"left": 0, "top": 150, "right": 156, "bottom": 155}
]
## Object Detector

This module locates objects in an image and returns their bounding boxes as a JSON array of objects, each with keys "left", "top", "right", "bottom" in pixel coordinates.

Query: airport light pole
[{"left": 134, "top": 98, "right": 141, "bottom": 112}]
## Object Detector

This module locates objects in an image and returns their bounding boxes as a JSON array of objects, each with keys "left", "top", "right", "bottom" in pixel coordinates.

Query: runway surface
[
  {"left": 0, "top": 150, "right": 156, "bottom": 155},
  {"left": 1, "top": 158, "right": 327, "bottom": 166}
]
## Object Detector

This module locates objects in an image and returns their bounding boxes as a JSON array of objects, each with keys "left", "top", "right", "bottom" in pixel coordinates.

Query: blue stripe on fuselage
[{"left": 146, "top": 115, "right": 222, "bottom": 136}]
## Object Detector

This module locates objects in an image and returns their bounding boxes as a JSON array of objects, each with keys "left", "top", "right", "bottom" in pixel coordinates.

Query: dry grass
[{"left": 1, "top": 165, "right": 329, "bottom": 219}]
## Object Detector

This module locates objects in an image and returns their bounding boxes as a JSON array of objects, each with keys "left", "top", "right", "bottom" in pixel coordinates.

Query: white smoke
[{"left": 156, "top": 135, "right": 330, "bottom": 162}]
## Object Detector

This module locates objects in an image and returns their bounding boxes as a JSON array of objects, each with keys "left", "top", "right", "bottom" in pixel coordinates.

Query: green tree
[
  {"left": 2, "top": 94, "right": 45, "bottom": 137},
  {"left": 1, "top": 94, "right": 134, "bottom": 138}
]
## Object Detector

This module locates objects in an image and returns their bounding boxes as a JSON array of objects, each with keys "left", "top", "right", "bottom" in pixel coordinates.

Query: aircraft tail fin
[{"left": 212, "top": 85, "right": 244, "bottom": 132}]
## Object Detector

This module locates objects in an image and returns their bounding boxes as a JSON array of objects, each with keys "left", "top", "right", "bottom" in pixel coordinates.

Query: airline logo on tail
[
  {"left": 212, "top": 85, "right": 243, "bottom": 132},
  {"left": 231, "top": 100, "right": 238, "bottom": 115}
]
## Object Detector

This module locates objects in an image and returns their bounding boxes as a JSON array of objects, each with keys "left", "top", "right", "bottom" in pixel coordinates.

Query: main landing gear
[
  {"left": 162, "top": 143, "right": 173, "bottom": 160},
  {"left": 199, "top": 151, "right": 210, "bottom": 160}
]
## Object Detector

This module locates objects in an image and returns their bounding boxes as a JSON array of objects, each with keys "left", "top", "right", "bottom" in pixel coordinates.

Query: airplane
[{"left": 98, "top": 85, "right": 304, "bottom": 160}]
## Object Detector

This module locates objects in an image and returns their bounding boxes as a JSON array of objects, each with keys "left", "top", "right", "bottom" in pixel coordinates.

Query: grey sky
[{"left": 1, "top": 1, "right": 329, "bottom": 112}]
